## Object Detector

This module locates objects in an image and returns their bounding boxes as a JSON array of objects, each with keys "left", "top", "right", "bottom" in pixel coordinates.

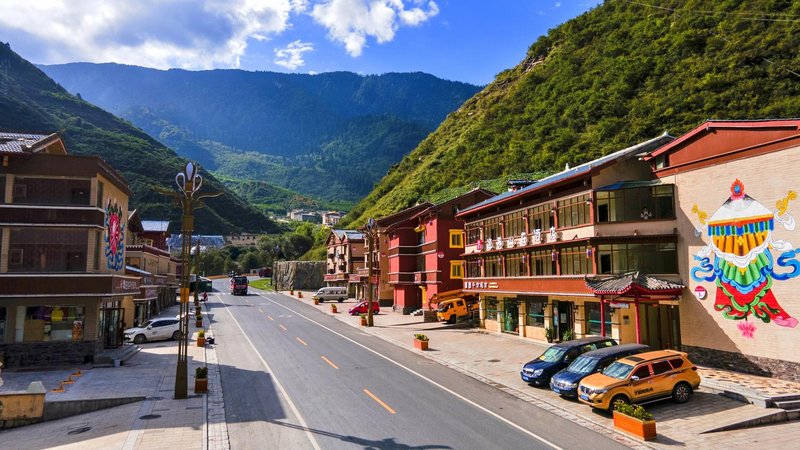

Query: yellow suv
[{"left": 577, "top": 350, "right": 700, "bottom": 411}]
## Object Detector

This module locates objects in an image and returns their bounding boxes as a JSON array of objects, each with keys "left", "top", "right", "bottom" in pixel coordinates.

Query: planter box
[
  {"left": 195, "top": 320, "right": 203, "bottom": 327},
  {"left": 331, "top": 305, "right": 338, "bottom": 313},
  {"left": 360, "top": 317, "right": 368, "bottom": 326},
  {"left": 194, "top": 378, "right": 208, "bottom": 394},
  {"left": 413, "top": 338, "right": 429, "bottom": 351},
  {"left": 613, "top": 411, "right": 656, "bottom": 441},
  {"left": 197, "top": 337, "right": 206, "bottom": 347}
]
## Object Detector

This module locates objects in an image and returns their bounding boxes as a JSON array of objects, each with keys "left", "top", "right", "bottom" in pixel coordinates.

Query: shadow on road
[{"left": 266, "top": 419, "right": 453, "bottom": 450}]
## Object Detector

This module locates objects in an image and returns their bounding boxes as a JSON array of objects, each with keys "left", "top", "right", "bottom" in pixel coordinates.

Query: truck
[
  {"left": 437, "top": 298, "right": 479, "bottom": 324},
  {"left": 230, "top": 276, "right": 249, "bottom": 295}
]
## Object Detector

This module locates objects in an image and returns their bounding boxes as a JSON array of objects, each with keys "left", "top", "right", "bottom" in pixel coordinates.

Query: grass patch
[{"left": 250, "top": 278, "right": 273, "bottom": 290}]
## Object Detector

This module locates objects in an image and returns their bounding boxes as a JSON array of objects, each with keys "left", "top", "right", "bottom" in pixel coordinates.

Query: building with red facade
[{"left": 324, "top": 229, "right": 365, "bottom": 297}]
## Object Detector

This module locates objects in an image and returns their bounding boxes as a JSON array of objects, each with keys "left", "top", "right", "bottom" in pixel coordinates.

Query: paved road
[{"left": 208, "top": 279, "right": 628, "bottom": 450}]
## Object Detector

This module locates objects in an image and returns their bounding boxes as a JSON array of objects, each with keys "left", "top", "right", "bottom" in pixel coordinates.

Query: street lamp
[
  {"left": 363, "top": 218, "right": 378, "bottom": 327},
  {"left": 157, "top": 162, "right": 220, "bottom": 399}
]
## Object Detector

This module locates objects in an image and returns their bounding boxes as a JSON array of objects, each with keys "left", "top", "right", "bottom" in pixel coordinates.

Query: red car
[{"left": 348, "top": 301, "right": 380, "bottom": 315}]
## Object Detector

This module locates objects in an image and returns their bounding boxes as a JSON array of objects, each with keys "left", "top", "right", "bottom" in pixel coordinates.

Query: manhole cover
[
  {"left": 139, "top": 414, "right": 162, "bottom": 420},
  {"left": 67, "top": 426, "right": 92, "bottom": 435}
]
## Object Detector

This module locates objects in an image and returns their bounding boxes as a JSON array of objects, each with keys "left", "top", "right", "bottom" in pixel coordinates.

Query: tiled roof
[
  {"left": 0, "top": 132, "right": 49, "bottom": 154},
  {"left": 585, "top": 271, "right": 684, "bottom": 295},
  {"left": 344, "top": 231, "right": 364, "bottom": 241},
  {"left": 166, "top": 234, "right": 226, "bottom": 249},
  {"left": 141, "top": 220, "right": 170, "bottom": 233}
]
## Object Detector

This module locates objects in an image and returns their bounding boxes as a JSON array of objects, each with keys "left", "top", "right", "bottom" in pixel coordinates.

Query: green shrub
[
  {"left": 414, "top": 333, "right": 429, "bottom": 342},
  {"left": 195, "top": 366, "right": 208, "bottom": 379},
  {"left": 614, "top": 401, "right": 653, "bottom": 421}
]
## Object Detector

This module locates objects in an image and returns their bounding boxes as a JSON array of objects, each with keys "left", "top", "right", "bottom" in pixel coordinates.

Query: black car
[
  {"left": 520, "top": 336, "right": 617, "bottom": 386},
  {"left": 549, "top": 343, "right": 650, "bottom": 398}
]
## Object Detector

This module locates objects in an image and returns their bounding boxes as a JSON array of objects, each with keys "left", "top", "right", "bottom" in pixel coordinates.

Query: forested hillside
[
  {"left": 0, "top": 43, "right": 276, "bottom": 234},
  {"left": 341, "top": 0, "right": 800, "bottom": 227},
  {"left": 40, "top": 64, "right": 480, "bottom": 204}
]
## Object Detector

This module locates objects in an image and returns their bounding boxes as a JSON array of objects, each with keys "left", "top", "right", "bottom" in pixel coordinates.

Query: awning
[
  {"left": 585, "top": 271, "right": 684, "bottom": 296},
  {"left": 595, "top": 180, "right": 663, "bottom": 191}
]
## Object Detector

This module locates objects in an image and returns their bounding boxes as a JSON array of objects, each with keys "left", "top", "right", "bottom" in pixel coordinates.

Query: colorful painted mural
[
  {"left": 104, "top": 198, "right": 125, "bottom": 270},
  {"left": 691, "top": 180, "right": 800, "bottom": 335}
]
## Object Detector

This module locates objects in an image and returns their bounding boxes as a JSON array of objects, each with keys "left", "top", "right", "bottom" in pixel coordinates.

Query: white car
[{"left": 125, "top": 318, "right": 182, "bottom": 344}]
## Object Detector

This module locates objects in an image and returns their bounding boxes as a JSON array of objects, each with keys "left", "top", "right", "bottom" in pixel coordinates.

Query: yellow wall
[{"left": 0, "top": 392, "right": 45, "bottom": 421}]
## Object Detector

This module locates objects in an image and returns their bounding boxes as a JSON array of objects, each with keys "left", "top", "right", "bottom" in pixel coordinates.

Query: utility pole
[{"left": 365, "top": 218, "right": 377, "bottom": 327}]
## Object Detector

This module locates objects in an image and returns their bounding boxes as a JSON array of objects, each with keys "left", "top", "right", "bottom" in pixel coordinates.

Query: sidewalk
[
  {"left": 0, "top": 303, "right": 226, "bottom": 450},
  {"left": 287, "top": 289, "right": 800, "bottom": 449}
]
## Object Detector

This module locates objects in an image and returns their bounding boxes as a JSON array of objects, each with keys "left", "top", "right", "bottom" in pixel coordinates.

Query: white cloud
[
  {"left": 311, "top": 0, "right": 438, "bottom": 57},
  {"left": 0, "top": 0, "right": 299, "bottom": 69},
  {"left": 274, "top": 40, "right": 314, "bottom": 69}
]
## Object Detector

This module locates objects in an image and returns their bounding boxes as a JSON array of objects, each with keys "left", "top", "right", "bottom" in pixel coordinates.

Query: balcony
[
  {"left": 388, "top": 272, "right": 416, "bottom": 284},
  {"left": 414, "top": 272, "right": 427, "bottom": 283}
]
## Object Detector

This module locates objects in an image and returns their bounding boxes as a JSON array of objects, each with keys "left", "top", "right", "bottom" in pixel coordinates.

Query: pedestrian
[{"left": 202, "top": 292, "right": 208, "bottom": 302}]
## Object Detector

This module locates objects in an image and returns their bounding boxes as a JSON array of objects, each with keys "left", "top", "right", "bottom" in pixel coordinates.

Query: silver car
[{"left": 124, "top": 318, "right": 182, "bottom": 344}]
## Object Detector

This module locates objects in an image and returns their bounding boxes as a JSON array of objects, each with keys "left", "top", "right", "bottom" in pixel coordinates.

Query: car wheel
[
  {"left": 133, "top": 334, "right": 146, "bottom": 344},
  {"left": 172, "top": 330, "right": 183, "bottom": 340},
  {"left": 338, "top": 298, "right": 344, "bottom": 303},
  {"left": 672, "top": 382, "right": 692, "bottom": 403},
  {"left": 609, "top": 394, "right": 629, "bottom": 411},
  {"left": 447, "top": 315, "right": 456, "bottom": 324}
]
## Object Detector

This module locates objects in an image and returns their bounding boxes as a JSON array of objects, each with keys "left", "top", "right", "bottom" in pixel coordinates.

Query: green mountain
[
  {"left": 340, "top": 0, "right": 800, "bottom": 227},
  {"left": 0, "top": 42, "right": 276, "bottom": 234},
  {"left": 38, "top": 64, "right": 481, "bottom": 204}
]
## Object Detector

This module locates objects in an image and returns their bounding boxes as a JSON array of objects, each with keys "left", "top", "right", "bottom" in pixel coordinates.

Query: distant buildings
[
  {"left": 287, "top": 209, "right": 346, "bottom": 225},
  {"left": 166, "top": 234, "right": 226, "bottom": 253}
]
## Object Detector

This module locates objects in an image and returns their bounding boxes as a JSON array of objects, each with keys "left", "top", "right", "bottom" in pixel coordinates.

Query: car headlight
[
  {"left": 593, "top": 388, "right": 608, "bottom": 394},
  {"left": 565, "top": 382, "right": 577, "bottom": 389},
  {"left": 533, "top": 369, "right": 544, "bottom": 377}
]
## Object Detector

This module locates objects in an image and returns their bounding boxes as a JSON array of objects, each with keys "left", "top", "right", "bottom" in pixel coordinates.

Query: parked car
[
  {"left": 578, "top": 349, "right": 701, "bottom": 411},
  {"left": 520, "top": 336, "right": 617, "bottom": 386},
  {"left": 550, "top": 343, "right": 650, "bottom": 398},
  {"left": 313, "top": 287, "right": 347, "bottom": 303},
  {"left": 348, "top": 301, "right": 380, "bottom": 315},
  {"left": 124, "top": 318, "right": 182, "bottom": 344}
]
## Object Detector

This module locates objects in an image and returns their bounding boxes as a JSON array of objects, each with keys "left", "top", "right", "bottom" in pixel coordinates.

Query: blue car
[
  {"left": 520, "top": 336, "right": 617, "bottom": 386},
  {"left": 550, "top": 343, "right": 650, "bottom": 397}
]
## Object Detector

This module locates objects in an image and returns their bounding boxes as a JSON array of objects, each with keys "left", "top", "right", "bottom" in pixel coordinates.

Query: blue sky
[{"left": 0, "top": 1, "right": 599, "bottom": 85}]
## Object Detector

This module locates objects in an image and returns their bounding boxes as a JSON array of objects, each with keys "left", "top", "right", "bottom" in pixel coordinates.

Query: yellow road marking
[
  {"left": 267, "top": 315, "right": 274, "bottom": 321},
  {"left": 321, "top": 356, "right": 338, "bottom": 369},
  {"left": 279, "top": 324, "right": 287, "bottom": 331},
  {"left": 363, "top": 389, "right": 396, "bottom": 414},
  {"left": 296, "top": 337, "right": 308, "bottom": 346}
]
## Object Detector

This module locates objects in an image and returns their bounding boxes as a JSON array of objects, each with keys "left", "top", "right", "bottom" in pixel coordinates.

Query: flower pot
[
  {"left": 413, "top": 338, "right": 429, "bottom": 351},
  {"left": 331, "top": 304, "right": 338, "bottom": 313},
  {"left": 194, "top": 378, "right": 208, "bottom": 394},
  {"left": 613, "top": 411, "right": 656, "bottom": 441},
  {"left": 197, "top": 337, "right": 206, "bottom": 347},
  {"left": 314, "top": 299, "right": 319, "bottom": 305},
  {"left": 298, "top": 292, "right": 303, "bottom": 298},
  {"left": 360, "top": 317, "right": 367, "bottom": 326}
]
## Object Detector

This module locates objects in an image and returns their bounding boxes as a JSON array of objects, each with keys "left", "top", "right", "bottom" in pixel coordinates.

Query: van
[
  {"left": 549, "top": 343, "right": 650, "bottom": 398},
  {"left": 313, "top": 287, "right": 347, "bottom": 303}
]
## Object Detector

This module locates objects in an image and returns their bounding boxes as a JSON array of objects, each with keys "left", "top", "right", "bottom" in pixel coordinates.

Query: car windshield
[
  {"left": 537, "top": 347, "right": 567, "bottom": 363},
  {"left": 233, "top": 277, "right": 247, "bottom": 283},
  {"left": 603, "top": 361, "right": 635, "bottom": 379},
  {"left": 140, "top": 320, "right": 153, "bottom": 328},
  {"left": 439, "top": 303, "right": 452, "bottom": 312},
  {"left": 566, "top": 356, "right": 598, "bottom": 374}
]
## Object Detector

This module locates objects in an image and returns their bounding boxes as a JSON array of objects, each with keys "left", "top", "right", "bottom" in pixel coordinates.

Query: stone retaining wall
[
  {"left": 684, "top": 345, "right": 800, "bottom": 382},
  {"left": 0, "top": 341, "right": 99, "bottom": 368},
  {"left": 273, "top": 261, "right": 324, "bottom": 290}
]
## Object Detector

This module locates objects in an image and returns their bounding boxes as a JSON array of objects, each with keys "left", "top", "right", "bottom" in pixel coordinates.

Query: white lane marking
[
  {"left": 220, "top": 297, "right": 321, "bottom": 450},
  {"left": 256, "top": 292, "right": 562, "bottom": 450}
]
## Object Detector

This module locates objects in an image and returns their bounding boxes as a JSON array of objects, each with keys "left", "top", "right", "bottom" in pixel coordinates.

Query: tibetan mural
[
  {"left": 104, "top": 198, "right": 125, "bottom": 270},
  {"left": 691, "top": 180, "right": 800, "bottom": 336}
]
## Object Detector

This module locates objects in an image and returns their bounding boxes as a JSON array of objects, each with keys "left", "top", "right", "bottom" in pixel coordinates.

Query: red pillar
[
  {"left": 600, "top": 295, "right": 605, "bottom": 337},
  {"left": 634, "top": 293, "right": 641, "bottom": 344}
]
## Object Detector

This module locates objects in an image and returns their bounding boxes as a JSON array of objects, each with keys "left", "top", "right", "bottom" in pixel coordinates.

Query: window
[
  {"left": 12, "top": 177, "right": 92, "bottom": 206},
  {"left": 559, "top": 245, "right": 591, "bottom": 275},
  {"left": 0, "top": 307, "right": 6, "bottom": 343},
  {"left": 9, "top": 228, "right": 89, "bottom": 272},
  {"left": 0, "top": 174, "right": 5, "bottom": 204},
  {"left": 597, "top": 242, "right": 678, "bottom": 274},
  {"left": 652, "top": 360, "right": 673, "bottom": 375},
  {"left": 466, "top": 258, "right": 481, "bottom": 278},
  {"left": 96, "top": 181, "right": 104, "bottom": 207},
  {"left": 466, "top": 223, "right": 482, "bottom": 245},
  {"left": 23, "top": 305, "right": 86, "bottom": 342},
  {"left": 485, "top": 297, "right": 498, "bottom": 321},
  {"left": 668, "top": 358, "right": 685, "bottom": 369},
  {"left": 450, "top": 260, "right": 464, "bottom": 279},
  {"left": 557, "top": 194, "right": 591, "bottom": 228},
  {"left": 416, "top": 254, "right": 426, "bottom": 273},
  {"left": 595, "top": 185, "right": 675, "bottom": 223},
  {"left": 528, "top": 204, "right": 553, "bottom": 235},
  {"left": 484, "top": 217, "right": 501, "bottom": 240},
  {"left": 449, "top": 230, "right": 464, "bottom": 248},
  {"left": 586, "top": 302, "right": 612, "bottom": 336},
  {"left": 504, "top": 251, "right": 526, "bottom": 277},
  {"left": 524, "top": 297, "right": 546, "bottom": 327},
  {"left": 418, "top": 226, "right": 426, "bottom": 245},
  {"left": 631, "top": 365, "right": 651, "bottom": 380},
  {"left": 505, "top": 211, "right": 525, "bottom": 237},
  {"left": 530, "top": 249, "right": 556, "bottom": 276},
  {"left": 484, "top": 255, "right": 501, "bottom": 277}
]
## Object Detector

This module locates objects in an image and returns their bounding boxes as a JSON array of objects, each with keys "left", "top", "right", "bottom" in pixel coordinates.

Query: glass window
[
  {"left": 538, "top": 346, "right": 568, "bottom": 362},
  {"left": 450, "top": 260, "right": 464, "bottom": 279},
  {"left": 466, "top": 258, "right": 481, "bottom": 278},
  {"left": 559, "top": 245, "right": 591, "bottom": 275},
  {"left": 595, "top": 185, "right": 675, "bottom": 222},
  {"left": 652, "top": 360, "right": 673, "bottom": 375},
  {"left": 586, "top": 302, "right": 612, "bottom": 336},
  {"left": 530, "top": 249, "right": 556, "bottom": 276},
  {"left": 0, "top": 174, "right": 6, "bottom": 204},
  {"left": 632, "top": 365, "right": 651, "bottom": 379},
  {"left": 8, "top": 228, "right": 89, "bottom": 272},
  {"left": 416, "top": 254, "right": 426, "bottom": 273},
  {"left": 484, "top": 217, "right": 501, "bottom": 240},
  {"left": 449, "top": 230, "right": 464, "bottom": 248},
  {"left": 485, "top": 255, "right": 501, "bottom": 277},
  {"left": 23, "top": 305, "right": 86, "bottom": 342},
  {"left": 604, "top": 361, "right": 635, "bottom": 379},
  {"left": 597, "top": 242, "right": 678, "bottom": 274},
  {"left": 504, "top": 251, "right": 526, "bottom": 277},
  {"left": 466, "top": 223, "right": 482, "bottom": 245},
  {"left": 485, "top": 297, "right": 498, "bottom": 321},
  {"left": 96, "top": 181, "right": 104, "bottom": 207},
  {"left": 557, "top": 194, "right": 591, "bottom": 228},
  {"left": 12, "top": 177, "right": 92, "bottom": 206},
  {"left": 418, "top": 226, "right": 426, "bottom": 245},
  {"left": 668, "top": 358, "right": 685, "bottom": 369},
  {"left": 525, "top": 297, "right": 546, "bottom": 327},
  {"left": 528, "top": 204, "right": 554, "bottom": 234},
  {"left": 505, "top": 211, "right": 525, "bottom": 237}
]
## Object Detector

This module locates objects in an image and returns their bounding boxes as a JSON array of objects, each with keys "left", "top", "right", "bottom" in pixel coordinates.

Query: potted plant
[
  {"left": 313, "top": 297, "right": 320, "bottom": 305},
  {"left": 331, "top": 304, "right": 338, "bottom": 314},
  {"left": 612, "top": 400, "right": 656, "bottom": 441},
  {"left": 360, "top": 313, "right": 368, "bottom": 326},
  {"left": 562, "top": 328, "right": 575, "bottom": 341},
  {"left": 197, "top": 329, "right": 206, "bottom": 347},
  {"left": 413, "top": 333, "right": 429, "bottom": 351},
  {"left": 194, "top": 366, "right": 208, "bottom": 393},
  {"left": 545, "top": 327, "right": 554, "bottom": 343},
  {"left": 195, "top": 313, "right": 203, "bottom": 327}
]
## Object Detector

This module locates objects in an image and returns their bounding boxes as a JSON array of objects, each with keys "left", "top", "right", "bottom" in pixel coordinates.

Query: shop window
[
  {"left": 557, "top": 194, "right": 591, "bottom": 228},
  {"left": 559, "top": 245, "right": 591, "bottom": 275},
  {"left": 449, "top": 230, "right": 464, "bottom": 248},
  {"left": 450, "top": 260, "right": 464, "bottom": 279},
  {"left": 586, "top": 302, "right": 612, "bottom": 336},
  {"left": 524, "top": 298, "right": 546, "bottom": 327},
  {"left": 485, "top": 297, "right": 498, "bottom": 321},
  {"left": 595, "top": 185, "right": 675, "bottom": 223},
  {"left": 23, "top": 305, "right": 86, "bottom": 342}
]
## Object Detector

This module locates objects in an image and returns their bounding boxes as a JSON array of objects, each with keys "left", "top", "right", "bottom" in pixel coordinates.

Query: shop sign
[
  {"left": 532, "top": 229, "right": 542, "bottom": 244},
  {"left": 694, "top": 285, "right": 707, "bottom": 300},
  {"left": 547, "top": 227, "right": 559, "bottom": 243},
  {"left": 609, "top": 302, "right": 629, "bottom": 309},
  {"left": 114, "top": 277, "right": 140, "bottom": 293},
  {"left": 465, "top": 281, "right": 499, "bottom": 289}
]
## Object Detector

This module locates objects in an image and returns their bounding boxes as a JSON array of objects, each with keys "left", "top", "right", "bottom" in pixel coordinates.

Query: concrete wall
[{"left": 0, "top": 391, "right": 45, "bottom": 428}]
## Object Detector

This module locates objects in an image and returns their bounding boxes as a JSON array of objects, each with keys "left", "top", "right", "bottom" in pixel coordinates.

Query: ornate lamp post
[
  {"left": 157, "top": 162, "right": 219, "bottom": 399},
  {"left": 363, "top": 218, "right": 378, "bottom": 327}
]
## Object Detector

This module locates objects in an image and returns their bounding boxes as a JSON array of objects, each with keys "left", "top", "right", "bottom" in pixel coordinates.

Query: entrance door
[
  {"left": 503, "top": 300, "right": 519, "bottom": 334},
  {"left": 639, "top": 304, "right": 681, "bottom": 350},
  {"left": 552, "top": 300, "right": 575, "bottom": 341},
  {"left": 103, "top": 307, "right": 124, "bottom": 348}
]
